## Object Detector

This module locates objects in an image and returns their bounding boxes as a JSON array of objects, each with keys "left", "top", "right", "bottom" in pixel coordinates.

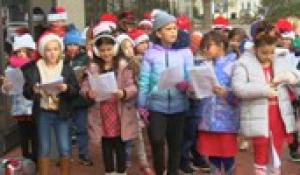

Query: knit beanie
[
  {"left": 152, "top": 9, "right": 176, "bottom": 31},
  {"left": 63, "top": 24, "right": 82, "bottom": 46},
  {"left": 38, "top": 33, "right": 64, "bottom": 57}
]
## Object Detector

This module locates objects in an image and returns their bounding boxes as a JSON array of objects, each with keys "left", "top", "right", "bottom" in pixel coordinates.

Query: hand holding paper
[{"left": 158, "top": 66, "right": 183, "bottom": 90}]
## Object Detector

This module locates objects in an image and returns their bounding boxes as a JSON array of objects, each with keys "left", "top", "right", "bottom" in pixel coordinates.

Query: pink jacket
[{"left": 81, "top": 61, "right": 139, "bottom": 141}]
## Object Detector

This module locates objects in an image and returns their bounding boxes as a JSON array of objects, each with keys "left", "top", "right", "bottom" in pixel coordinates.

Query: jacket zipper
[{"left": 165, "top": 51, "right": 171, "bottom": 112}]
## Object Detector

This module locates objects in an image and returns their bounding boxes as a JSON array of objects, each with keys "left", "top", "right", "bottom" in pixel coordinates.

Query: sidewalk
[{"left": 3, "top": 143, "right": 300, "bottom": 175}]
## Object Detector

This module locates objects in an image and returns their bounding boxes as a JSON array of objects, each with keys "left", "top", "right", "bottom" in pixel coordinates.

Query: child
[
  {"left": 228, "top": 28, "right": 248, "bottom": 58},
  {"left": 195, "top": 31, "right": 239, "bottom": 175},
  {"left": 179, "top": 30, "right": 210, "bottom": 174},
  {"left": 232, "top": 29, "right": 299, "bottom": 174},
  {"left": 82, "top": 34, "right": 138, "bottom": 175},
  {"left": 22, "top": 33, "right": 79, "bottom": 175},
  {"left": 63, "top": 24, "right": 93, "bottom": 166},
  {"left": 138, "top": 10, "right": 193, "bottom": 175},
  {"left": 1, "top": 33, "right": 38, "bottom": 162}
]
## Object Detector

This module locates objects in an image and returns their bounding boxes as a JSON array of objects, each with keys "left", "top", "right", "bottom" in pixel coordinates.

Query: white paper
[
  {"left": 39, "top": 76, "right": 64, "bottom": 94},
  {"left": 158, "top": 66, "right": 183, "bottom": 90},
  {"left": 88, "top": 72, "right": 118, "bottom": 102},
  {"left": 5, "top": 67, "right": 25, "bottom": 95},
  {"left": 189, "top": 63, "right": 219, "bottom": 99}
]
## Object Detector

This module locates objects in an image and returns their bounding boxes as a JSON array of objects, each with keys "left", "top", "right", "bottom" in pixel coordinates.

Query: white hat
[
  {"left": 47, "top": 6, "right": 68, "bottom": 22},
  {"left": 281, "top": 31, "right": 295, "bottom": 40},
  {"left": 93, "top": 22, "right": 115, "bottom": 37},
  {"left": 13, "top": 34, "right": 36, "bottom": 51},
  {"left": 38, "top": 33, "right": 64, "bottom": 57},
  {"left": 138, "top": 19, "right": 153, "bottom": 28}
]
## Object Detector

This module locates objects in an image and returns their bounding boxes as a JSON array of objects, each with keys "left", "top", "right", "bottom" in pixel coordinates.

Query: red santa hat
[
  {"left": 47, "top": 6, "right": 68, "bottom": 22},
  {"left": 275, "top": 18, "right": 295, "bottom": 40},
  {"left": 212, "top": 16, "right": 231, "bottom": 30},
  {"left": 128, "top": 28, "right": 149, "bottom": 46},
  {"left": 99, "top": 13, "right": 118, "bottom": 30},
  {"left": 176, "top": 15, "right": 191, "bottom": 31},
  {"left": 93, "top": 22, "right": 114, "bottom": 37},
  {"left": 38, "top": 33, "right": 64, "bottom": 57},
  {"left": 138, "top": 12, "right": 153, "bottom": 28},
  {"left": 119, "top": 11, "right": 135, "bottom": 23}
]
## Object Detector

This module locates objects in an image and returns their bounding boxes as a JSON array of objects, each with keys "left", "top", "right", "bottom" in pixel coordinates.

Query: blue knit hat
[
  {"left": 152, "top": 10, "right": 176, "bottom": 31},
  {"left": 63, "top": 24, "right": 82, "bottom": 46}
]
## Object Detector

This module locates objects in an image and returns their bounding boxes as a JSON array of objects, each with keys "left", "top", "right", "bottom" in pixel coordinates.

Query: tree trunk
[{"left": 202, "top": 0, "right": 212, "bottom": 29}]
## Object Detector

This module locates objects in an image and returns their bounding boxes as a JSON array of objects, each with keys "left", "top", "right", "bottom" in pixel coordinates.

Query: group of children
[{"left": 1, "top": 5, "right": 300, "bottom": 175}]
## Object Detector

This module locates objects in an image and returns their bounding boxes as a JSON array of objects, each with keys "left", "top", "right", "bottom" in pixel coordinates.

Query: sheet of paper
[
  {"left": 88, "top": 72, "right": 118, "bottom": 102},
  {"left": 189, "top": 63, "right": 219, "bottom": 99},
  {"left": 5, "top": 67, "right": 25, "bottom": 95},
  {"left": 39, "top": 76, "right": 64, "bottom": 94},
  {"left": 158, "top": 66, "right": 183, "bottom": 90}
]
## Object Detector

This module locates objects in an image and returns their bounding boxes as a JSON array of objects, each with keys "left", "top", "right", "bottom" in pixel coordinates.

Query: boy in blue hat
[{"left": 64, "top": 24, "right": 93, "bottom": 166}]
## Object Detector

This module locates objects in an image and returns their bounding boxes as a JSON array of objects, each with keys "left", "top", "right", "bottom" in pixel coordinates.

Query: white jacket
[{"left": 232, "top": 51, "right": 300, "bottom": 137}]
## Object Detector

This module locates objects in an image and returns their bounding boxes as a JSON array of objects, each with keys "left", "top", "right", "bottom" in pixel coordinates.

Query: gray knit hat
[{"left": 152, "top": 10, "right": 176, "bottom": 31}]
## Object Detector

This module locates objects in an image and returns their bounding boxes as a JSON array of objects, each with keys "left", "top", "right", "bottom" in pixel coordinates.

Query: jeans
[
  {"left": 148, "top": 111, "right": 185, "bottom": 175},
  {"left": 71, "top": 108, "right": 89, "bottom": 156},
  {"left": 37, "top": 110, "right": 71, "bottom": 157}
]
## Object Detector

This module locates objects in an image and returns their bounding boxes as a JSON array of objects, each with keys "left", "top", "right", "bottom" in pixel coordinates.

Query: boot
[
  {"left": 60, "top": 157, "right": 71, "bottom": 175},
  {"left": 38, "top": 157, "right": 49, "bottom": 175},
  {"left": 115, "top": 173, "right": 127, "bottom": 175},
  {"left": 254, "top": 164, "right": 267, "bottom": 175}
]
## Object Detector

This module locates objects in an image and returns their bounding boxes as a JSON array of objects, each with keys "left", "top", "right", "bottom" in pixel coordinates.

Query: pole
[
  {"left": 28, "top": 0, "right": 34, "bottom": 36},
  {"left": 0, "top": 0, "right": 5, "bottom": 75}
]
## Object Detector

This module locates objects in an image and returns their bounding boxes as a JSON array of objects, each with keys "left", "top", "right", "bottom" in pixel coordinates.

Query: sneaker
[
  {"left": 79, "top": 155, "right": 93, "bottom": 166},
  {"left": 290, "top": 152, "right": 300, "bottom": 162},
  {"left": 180, "top": 164, "right": 195, "bottom": 174}
]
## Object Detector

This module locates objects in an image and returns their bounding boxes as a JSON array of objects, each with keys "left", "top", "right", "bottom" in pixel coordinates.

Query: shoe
[
  {"left": 290, "top": 152, "right": 300, "bottom": 162},
  {"left": 180, "top": 164, "right": 195, "bottom": 174},
  {"left": 239, "top": 140, "right": 249, "bottom": 151},
  {"left": 191, "top": 158, "right": 210, "bottom": 173},
  {"left": 79, "top": 155, "right": 93, "bottom": 166}
]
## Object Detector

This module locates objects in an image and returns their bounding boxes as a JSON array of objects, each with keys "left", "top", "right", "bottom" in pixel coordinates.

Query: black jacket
[{"left": 22, "top": 60, "right": 79, "bottom": 118}]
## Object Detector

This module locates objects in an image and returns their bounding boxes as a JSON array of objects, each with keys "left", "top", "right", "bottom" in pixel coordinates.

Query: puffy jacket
[
  {"left": 232, "top": 51, "right": 299, "bottom": 137},
  {"left": 138, "top": 44, "right": 193, "bottom": 114}
]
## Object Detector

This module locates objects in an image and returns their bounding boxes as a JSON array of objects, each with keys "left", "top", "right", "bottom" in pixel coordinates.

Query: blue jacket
[
  {"left": 138, "top": 44, "right": 193, "bottom": 114},
  {"left": 196, "top": 53, "right": 240, "bottom": 133}
]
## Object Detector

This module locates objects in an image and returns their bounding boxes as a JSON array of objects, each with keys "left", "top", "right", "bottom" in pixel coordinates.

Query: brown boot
[
  {"left": 38, "top": 157, "right": 49, "bottom": 175},
  {"left": 60, "top": 157, "right": 71, "bottom": 175}
]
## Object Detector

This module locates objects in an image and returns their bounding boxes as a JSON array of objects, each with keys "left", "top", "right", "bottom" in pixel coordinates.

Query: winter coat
[
  {"left": 22, "top": 60, "right": 79, "bottom": 119},
  {"left": 81, "top": 61, "right": 139, "bottom": 141},
  {"left": 65, "top": 51, "right": 92, "bottom": 109},
  {"left": 196, "top": 53, "right": 240, "bottom": 133},
  {"left": 138, "top": 44, "right": 194, "bottom": 114},
  {"left": 232, "top": 51, "right": 299, "bottom": 137},
  {"left": 2, "top": 56, "right": 33, "bottom": 116}
]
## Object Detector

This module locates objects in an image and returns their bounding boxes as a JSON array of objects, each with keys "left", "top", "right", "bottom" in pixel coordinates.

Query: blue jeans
[
  {"left": 71, "top": 108, "right": 89, "bottom": 156},
  {"left": 37, "top": 111, "right": 71, "bottom": 157}
]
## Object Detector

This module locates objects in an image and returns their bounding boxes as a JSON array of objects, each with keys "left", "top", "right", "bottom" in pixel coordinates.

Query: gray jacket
[{"left": 232, "top": 51, "right": 300, "bottom": 137}]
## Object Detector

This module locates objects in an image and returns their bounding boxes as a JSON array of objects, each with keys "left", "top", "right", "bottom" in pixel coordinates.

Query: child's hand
[
  {"left": 213, "top": 85, "right": 228, "bottom": 98},
  {"left": 138, "top": 108, "right": 150, "bottom": 124},
  {"left": 56, "top": 83, "right": 68, "bottom": 92},
  {"left": 112, "top": 89, "right": 125, "bottom": 99},
  {"left": 87, "top": 90, "right": 97, "bottom": 99},
  {"left": 2, "top": 78, "right": 13, "bottom": 92},
  {"left": 33, "top": 84, "right": 42, "bottom": 94}
]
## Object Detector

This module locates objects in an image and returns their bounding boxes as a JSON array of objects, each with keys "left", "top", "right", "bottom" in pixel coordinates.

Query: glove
[
  {"left": 273, "top": 71, "right": 298, "bottom": 85},
  {"left": 138, "top": 108, "right": 150, "bottom": 124},
  {"left": 175, "top": 81, "right": 189, "bottom": 92}
]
